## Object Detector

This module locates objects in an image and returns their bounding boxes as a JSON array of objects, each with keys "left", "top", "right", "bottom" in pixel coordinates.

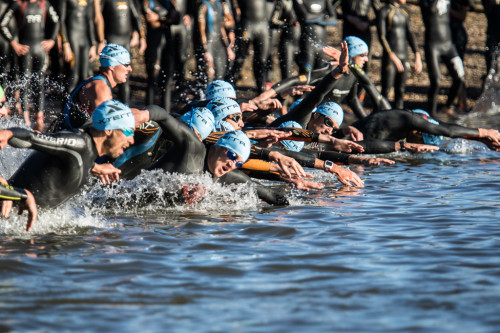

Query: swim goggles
[{"left": 226, "top": 150, "right": 244, "bottom": 168}]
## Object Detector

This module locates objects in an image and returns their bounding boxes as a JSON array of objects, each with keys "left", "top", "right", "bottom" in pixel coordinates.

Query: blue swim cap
[
  {"left": 278, "top": 121, "right": 305, "bottom": 152},
  {"left": 181, "top": 107, "right": 215, "bottom": 140},
  {"left": 100, "top": 43, "right": 131, "bottom": 67},
  {"left": 412, "top": 109, "right": 444, "bottom": 146},
  {"left": 206, "top": 97, "right": 241, "bottom": 122},
  {"left": 344, "top": 36, "right": 369, "bottom": 57},
  {"left": 215, "top": 120, "right": 235, "bottom": 131},
  {"left": 289, "top": 98, "right": 317, "bottom": 113},
  {"left": 215, "top": 130, "right": 251, "bottom": 162},
  {"left": 314, "top": 102, "right": 344, "bottom": 127},
  {"left": 92, "top": 100, "right": 135, "bottom": 131},
  {"left": 206, "top": 80, "right": 236, "bottom": 100}
]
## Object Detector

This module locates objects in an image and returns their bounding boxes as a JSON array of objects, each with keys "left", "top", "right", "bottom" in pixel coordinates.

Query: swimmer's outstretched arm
[{"left": 0, "top": 128, "right": 87, "bottom": 154}]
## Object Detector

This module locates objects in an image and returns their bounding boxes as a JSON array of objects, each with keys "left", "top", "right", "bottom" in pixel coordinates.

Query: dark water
[{"left": 1, "top": 136, "right": 499, "bottom": 332}]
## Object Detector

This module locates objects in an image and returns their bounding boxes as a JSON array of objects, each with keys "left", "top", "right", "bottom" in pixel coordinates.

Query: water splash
[{"left": 80, "top": 169, "right": 262, "bottom": 214}]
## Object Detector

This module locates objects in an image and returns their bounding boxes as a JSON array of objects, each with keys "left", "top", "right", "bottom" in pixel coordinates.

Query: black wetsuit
[
  {"left": 293, "top": 0, "right": 337, "bottom": 73},
  {"left": 270, "top": 0, "right": 300, "bottom": 79},
  {"left": 336, "top": 0, "right": 380, "bottom": 48},
  {"left": 350, "top": 109, "right": 479, "bottom": 141},
  {"left": 99, "top": 0, "right": 142, "bottom": 104},
  {"left": 377, "top": 2, "right": 419, "bottom": 109},
  {"left": 0, "top": 0, "right": 17, "bottom": 91},
  {"left": 165, "top": 0, "right": 192, "bottom": 108},
  {"left": 0, "top": 182, "right": 28, "bottom": 201},
  {"left": 482, "top": 0, "right": 500, "bottom": 75},
  {"left": 0, "top": 0, "right": 59, "bottom": 113},
  {"left": 146, "top": 105, "right": 288, "bottom": 205},
  {"left": 226, "top": 0, "right": 269, "bottom": 92},
  {"left": 144, "top": 0, "right": 178, "bottom": 110},
  {"left": 272, "top": 63, "right": 391, "bottom": 120},
  {"left": 420, "top": 0, "right": 465, "bottom": 115},
  {"left": 59, "top": 0, "right": 96, "bottom": 93},
  {"left": 194, "top": 0, "right": 228, "bottom": 89},
  {"left": 7, "top": 127, "right": 99, "bottom": 208}
]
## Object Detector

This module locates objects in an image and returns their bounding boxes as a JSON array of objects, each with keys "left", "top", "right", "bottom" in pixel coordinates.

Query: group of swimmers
[{"left": 1, "top": 37, "right": 500, "bottom": 233}]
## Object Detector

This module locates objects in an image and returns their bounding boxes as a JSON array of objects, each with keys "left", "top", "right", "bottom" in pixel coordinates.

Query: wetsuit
[
  {"left": 59, "top": 0, "right": 96, "bottom": 93},
  {"left": 293, "top": 0, "right": 337, "bottom": 73},
  {"left": 270, "top": 0, "right": 300, "bottom": 79},
  {"left": 0, "top": 0, "right": 17, "bottom": 91},
  {"left": 377, "top": 1, "right": 419, "bottom": 108},
  {"left": 482, "top": 0, "right": 500, "bottom": 76},
  {"left": 7, "top": 127, "right": 99, "bottom": 208},
  {"left": 0, "top": 0, "right": 59, "bottom": 113},
  {"left": 99, "top": 0, "right": 142, "bottom": 104},
  {"left": 272, "top": 63, "right": 390, "bottom": 120},
  {"left": 450, "top": 0, "right": 474, "bottom": 60},
  {"left": 226, "top": 0, "right": 269, "bottom": 92},
  {"left": 420, "top": 0, "right": 465, "bottom": 115},
  {"left": 144, "top": 0, "right": 178, "bottom": 110},
  {"left": 350, "top": 109, "right": 479, "bottom": 141},
  {"left": 165, "top": 0, "right": 191, "bottom": 110},
  {"left": 49, "top": 74, "right": 113, "bottom": 132},
  {"left": 0, "top": 182, "right": 28, "bottom": 201},
  {"left": 194, "top": 0, "right": 228, "bottom": 90},
  {"left": 336, "top": 0, "right": 380, "bottom": 49}
]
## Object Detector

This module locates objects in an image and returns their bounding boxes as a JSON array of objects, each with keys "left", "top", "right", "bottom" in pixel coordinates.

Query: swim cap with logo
[
  {"left": 92, "top": 100, "right": 135, "bottom": 131},
  {"left": 100, "top": 43, "right": 131, "bottom": 67},
  {"left": 412, "top": 109, "right": 444, "bottom": 146},
  {"left": 278, "top": 121, "right": 305, "bottom": 152},
  {"left": 181, "top": 107, "right": 215, "bottom": 140},
  {"left": 206, "top": 80, "right": 236, "bottom": 100},
  {"left": 206, "top": 97, "right": 241, "bottom": 122},
  {"left": 214, "top": 130, "right": 251, "bottom": 161},
  {"left": 314, "top": 102, "right": 344, "bottom": 127},
  {"left": 344, "top": 36, "right": 369, "bottom": 57},
  {"left": 215, "top": 120, "right": 235, "bottom": 132}
]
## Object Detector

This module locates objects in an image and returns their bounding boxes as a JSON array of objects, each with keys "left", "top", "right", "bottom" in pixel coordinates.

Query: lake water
[{"left": 1, "top": 67, "right": 500, "bottom": 332}]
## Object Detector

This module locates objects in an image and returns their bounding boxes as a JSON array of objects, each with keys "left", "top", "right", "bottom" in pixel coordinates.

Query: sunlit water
[{"left": 1, "top": 55, "right": 500, "bottom": 332}]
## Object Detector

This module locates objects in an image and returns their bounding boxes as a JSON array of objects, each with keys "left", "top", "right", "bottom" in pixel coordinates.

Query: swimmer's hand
[
  {"left": 0, "top": 129, "right": 13, "bottom": 149},
  {"left": 280, "top": 85, "right": 315, "bottom": 98},
  {"left": 19, "top": 190, "right": 37, "bottom": 232},
  {"left": 348, "top": 156, "right": 395, "bottom": 166},
  {"left": 342, "top": 126, "right": 364, "bottom": 141},
  {"left": 318, "top": 160, "right": 364, "bottom": 187},
  {"left": 283, "top": 176, "right": 324, "bottom": 191},
  {"left": 92, "top": 163, "right": 121, "bottom": 185},
  {"left": 11, "top": 40, "right": 30, "bottom": 56},
  {"left": 399, "top": 142, "right": 439, "bottom": 153},
  {"left": 251, "top": 98, "right": 282, "bottom": 111},
  {"left": 269, "top": 151, "right": 307, "bottom": 179},
  {"left": 246, "top": 129, "right": 291, "bottom": 148},
  {"left": 322, "top": 46, "right": 341, "bottom": 66},
  {"left": 478, "top": 128, "right": 500, "bottom": 151},
  {"left": 322, "top": 135, "right": 364, "bottom": 153},
  {"left": 240, "top": 102, "right": 258, "bottom": 112}
]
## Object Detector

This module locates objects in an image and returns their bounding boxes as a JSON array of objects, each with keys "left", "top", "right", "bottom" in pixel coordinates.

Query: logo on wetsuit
[{"left": 36, "top": 133, "right": 78, "bottom": 146}]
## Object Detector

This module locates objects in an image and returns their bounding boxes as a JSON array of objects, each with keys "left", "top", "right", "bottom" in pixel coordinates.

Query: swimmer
[
  {"left": 0, "top": 100, "right": 136, "bottom": 209},
  {"left": 50, "top": 43, "right": 133, "bottom": 132},
  {"left": 350, "top": 109, "right": 500, "bottom": 151}
]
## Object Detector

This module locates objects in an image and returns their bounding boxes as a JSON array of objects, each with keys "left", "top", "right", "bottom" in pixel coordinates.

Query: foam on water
[{"left": 81, "top": 169, "right": 262, "bottom": 214}]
